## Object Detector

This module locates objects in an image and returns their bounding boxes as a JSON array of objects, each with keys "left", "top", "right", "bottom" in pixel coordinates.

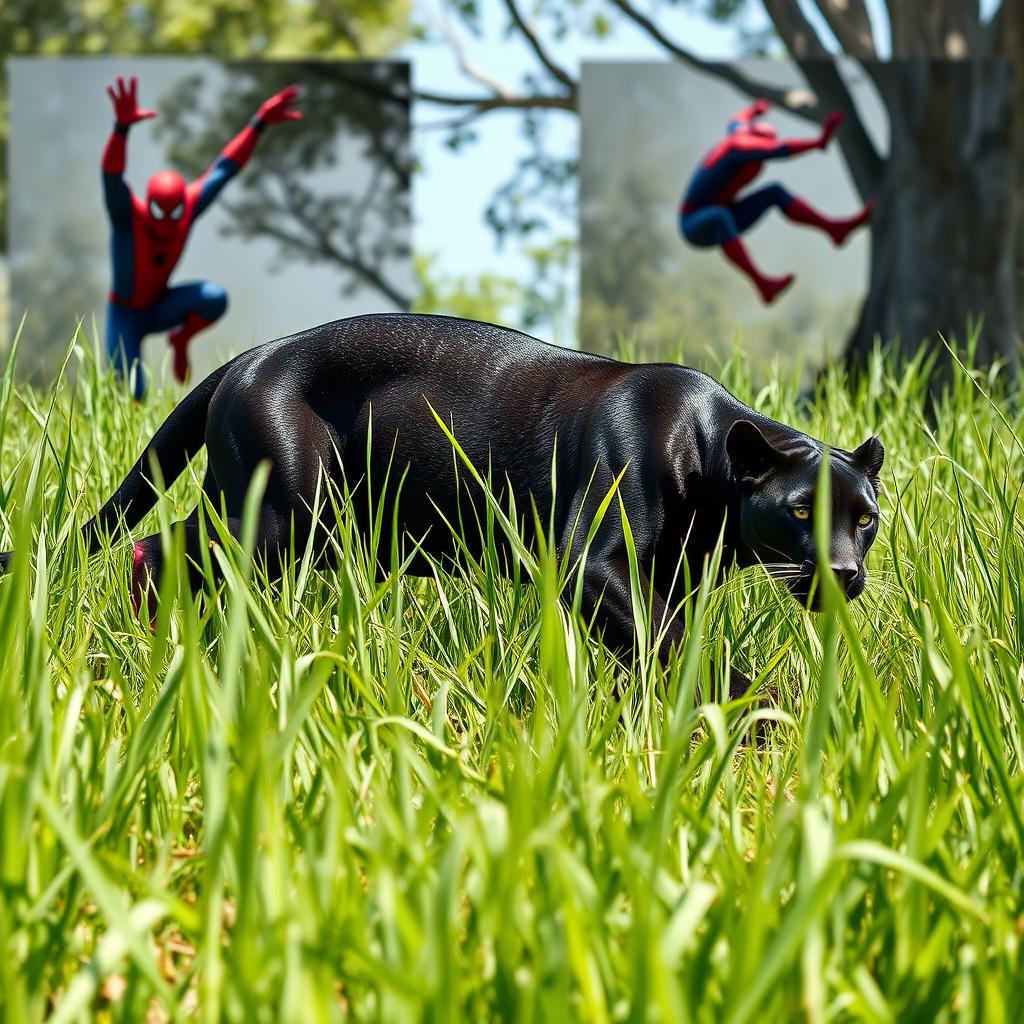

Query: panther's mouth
[{"left": 773, "top": 562, "right": 865, "bottom": 609}]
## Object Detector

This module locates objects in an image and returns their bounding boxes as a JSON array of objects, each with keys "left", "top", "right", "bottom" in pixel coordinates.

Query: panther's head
[{"left": 726, "top": 419, "right": 884, "bottom": 608}]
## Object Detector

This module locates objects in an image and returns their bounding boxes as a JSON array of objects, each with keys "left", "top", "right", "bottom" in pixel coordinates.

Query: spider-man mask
[{"left": 145, "top": 170, "right": 186, "bottom": 239}]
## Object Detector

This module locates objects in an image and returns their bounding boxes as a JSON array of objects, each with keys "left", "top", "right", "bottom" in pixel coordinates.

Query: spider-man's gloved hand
[
  {"left": 106, "top": 75, "right": 157, "bottom": 129},
  {"left": 254, "top": 85, "right": 303, "bottom": 128}
]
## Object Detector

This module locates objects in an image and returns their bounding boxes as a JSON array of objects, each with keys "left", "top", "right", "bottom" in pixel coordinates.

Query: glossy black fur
[{"left": 68, "top": 314, "right": 884, "bottom": 695}]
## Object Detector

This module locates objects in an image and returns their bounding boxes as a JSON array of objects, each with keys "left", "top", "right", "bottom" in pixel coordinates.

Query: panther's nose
[{"left": 832, "top": 564, "right": 859, "bottom": 592}]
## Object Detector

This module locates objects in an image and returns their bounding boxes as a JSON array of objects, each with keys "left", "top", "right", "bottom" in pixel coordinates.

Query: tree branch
[
  {"left": 501, "top": 0, "right": 576, "bottom": 93},
  {"left": 433, "top": 7, "right": 519, "bottom": 100},
  {"left": 888, "top": 0, "right": 985, "bottom": 56},
  {"left": 796, "top": 59, "right": 885, "bottom": 197},
  {"left": 988, "top": 0, "right": 1019, "bottom": 57},
  {"left": 420, "top": 0, "right": 835, "bottom": 125},
  {"left": 245, "top": 208, "right": 411, "bottom": 308},
  {"left": 345, "top": 161, "right": 387, "bottom": 258},
  {"left": 810, "top": 0, "right": 878, "bottom": 58},
  {"left": 411, "top": 88, "right": 576, "bottom": 113},
  {"left": 758, "top": 3, "right": 884, "bottom": 194},
  {"left": 366, "top": 133, "right": 411, "bottom": 192},
  {"left": 761, "top": 0, "right": 831, "bottom": 57},
  {"left": 412, "top": 6, "right": 574, "bottom": 117},
  {"left": 607, "top": 0, "right": 823, "bottom": 123},
  {"left": 224, "top": 166, "right": 411, "bottom": 309},
  {"left": 299, "top": 62, "right": 411, "bottom": 108},
  {"left": 659, "top": 0, "right": 883, "bottom": 195},
  {"left": 281, "top": 169, "right": 410, "bottom": 307}
]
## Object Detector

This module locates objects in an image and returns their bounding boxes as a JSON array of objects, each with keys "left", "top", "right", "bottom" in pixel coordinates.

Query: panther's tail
[
  {"left": 83, "top": 361, "right": 234, "bottom": 551},
  {"left": 0, "top": 360, "right": 234, "bottom": 568}
]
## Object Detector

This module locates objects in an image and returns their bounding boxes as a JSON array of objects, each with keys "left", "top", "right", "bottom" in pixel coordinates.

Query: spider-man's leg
[
  {"left": 680, "top": 206, "right": 793, "bottom": 305},
  {"left": 106, "top": 302, "right": 149, "bottom": 400},
  {"left": 735, "top": 183, "right": 875, "bottom": 247},
  {"left": 151, "top": 281, "right": 228, "bottom": 383}
]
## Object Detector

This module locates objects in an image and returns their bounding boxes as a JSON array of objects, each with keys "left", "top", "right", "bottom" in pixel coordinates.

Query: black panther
[{"left": 3, "top": 313, "right": 884, "bottom": 696}]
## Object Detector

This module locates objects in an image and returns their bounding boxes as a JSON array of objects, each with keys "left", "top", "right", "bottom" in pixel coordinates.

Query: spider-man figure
[
  {"left": 680, "top": 100, "right": 875, "bottom": 305},
  {"left": 102, "top": 76, "right": 302, "bottom": 397}
]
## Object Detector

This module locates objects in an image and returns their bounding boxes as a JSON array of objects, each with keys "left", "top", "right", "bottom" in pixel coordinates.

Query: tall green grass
[{"left": 1, "top": 331, "right": 1023, "bottom": 1022}]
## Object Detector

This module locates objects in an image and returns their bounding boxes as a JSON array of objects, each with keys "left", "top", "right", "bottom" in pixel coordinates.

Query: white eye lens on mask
[
  {"left": 169, "top": 202, "right": 184, "bottom": 221},
  {"left": 149, "top": 199, "right": 166, "bottom": 220}
]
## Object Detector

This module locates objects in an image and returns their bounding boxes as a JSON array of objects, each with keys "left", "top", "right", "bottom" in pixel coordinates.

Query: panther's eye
[
  {"left": 857, "top": 513, "right": 875, "bottom": 529},
  {"left": 792, "top": 506, "right": 810, "bottom": 521}
]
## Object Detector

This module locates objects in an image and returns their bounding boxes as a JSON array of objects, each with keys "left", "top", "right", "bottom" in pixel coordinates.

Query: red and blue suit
[
  {"left": 679, "top": 101, "right": 874, "bottom": 305},
  {"left": 102, "top": 76, "right": 301, "bottom": 396}
]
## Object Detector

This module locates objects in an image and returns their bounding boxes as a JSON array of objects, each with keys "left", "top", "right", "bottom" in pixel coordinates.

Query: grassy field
[{"left": 1, "top": 334, "right": 1023, "bottom": 1022}]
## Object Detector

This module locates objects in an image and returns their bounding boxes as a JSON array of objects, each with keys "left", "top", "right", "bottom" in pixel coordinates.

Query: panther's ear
[
  {"left": 851, "top": 436, "right": 884, "bottom": 478},
  {"left": 726, "top": 419, "right": 788, "bottom": 486}
]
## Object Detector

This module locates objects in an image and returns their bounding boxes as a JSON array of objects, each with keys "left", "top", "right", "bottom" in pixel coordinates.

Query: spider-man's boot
[
  {"left": 168, "top": 313, "right": 215, "bottom": 383},
  {"left": 785, "top": 197, "right": 876, "bottom": 247},
  {"left": 721, "top": 238, "right": 795, "bottom": 305}
]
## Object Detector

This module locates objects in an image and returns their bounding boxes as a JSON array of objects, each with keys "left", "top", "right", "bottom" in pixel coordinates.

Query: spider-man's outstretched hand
[
  {"left": 256, "top": 85, "right": 303, "bottom": 125},
  {"left": 106, "top": 75, "right": 157, "bottom": 127}
]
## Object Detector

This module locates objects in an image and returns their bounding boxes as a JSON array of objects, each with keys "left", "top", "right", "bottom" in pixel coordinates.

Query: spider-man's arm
[
  {"left": 101, "top": 76, "right": 156, "bottom": 224},
  {"left": 189, "top": 85, "right": 302, "bottom": 220},
  {"left": 188, "top": 122, "right": 262, "bottom": 220},
  {"left": 101, "top": 126, "right": 133, "bottom": 223},
  {"left": 733, "top": 110, "right": 844, "bottom": 162}
]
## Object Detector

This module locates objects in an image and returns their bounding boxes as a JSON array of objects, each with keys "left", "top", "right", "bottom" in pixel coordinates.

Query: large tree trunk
[
  {"left": 993, "top": 3, "right": 1024, "bottom": 349},
  {"left": 844, "top": 60, "right": 1017, "bottom": 370}
]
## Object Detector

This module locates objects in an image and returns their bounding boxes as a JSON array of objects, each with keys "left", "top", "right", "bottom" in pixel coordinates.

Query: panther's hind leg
[
  {"left": 128, "top": 501, "right": 303, "bottom": 618},
  {"left": 131, "top": 383, "right": 343, "bottom": 616},
  {"left": 209, "top": 394, "right": 341, "bottom": 568},
  {"left": 127, "top": 464, "right": 222, "bottom": 614}
]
